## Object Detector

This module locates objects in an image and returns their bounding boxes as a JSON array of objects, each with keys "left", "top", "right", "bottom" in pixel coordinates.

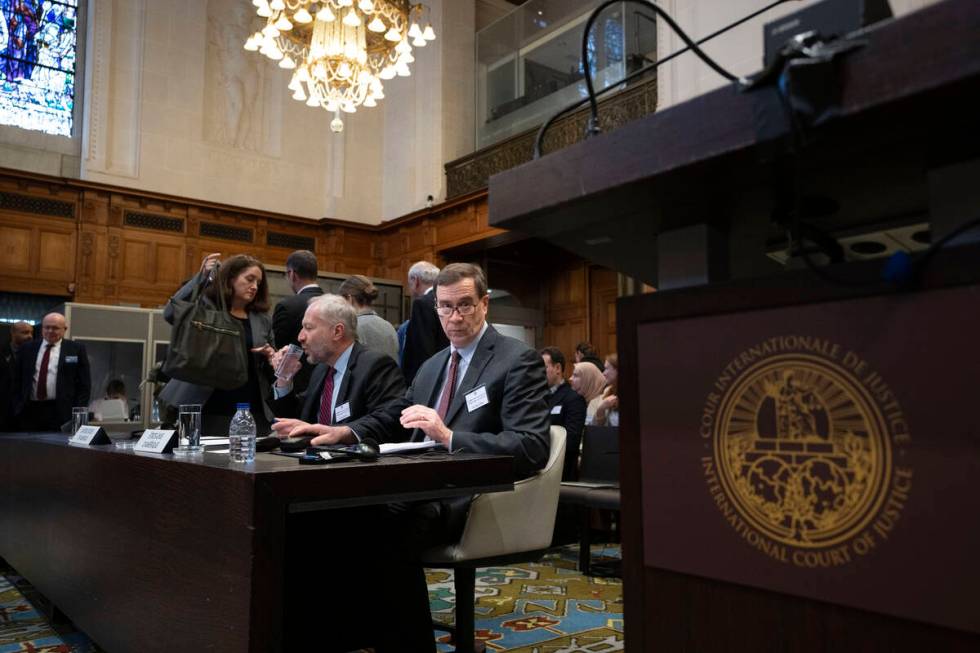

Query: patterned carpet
[{"left": 0, "top": 545, "right": 622, "bottom": 652}]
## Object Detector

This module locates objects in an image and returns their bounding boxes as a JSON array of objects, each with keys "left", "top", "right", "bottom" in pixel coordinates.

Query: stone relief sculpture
[{"left": 204, "top": 0, "right": 278, "bottom": 154}]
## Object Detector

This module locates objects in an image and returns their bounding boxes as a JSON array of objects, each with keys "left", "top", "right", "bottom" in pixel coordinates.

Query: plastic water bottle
[{"left": 228, "top": 403, "right": 256, "bottom": 463}]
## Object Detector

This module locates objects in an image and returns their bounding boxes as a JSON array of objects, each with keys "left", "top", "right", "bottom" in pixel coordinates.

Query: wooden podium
[{"left": 488, "top": 0, "right": 980, "bottom": 650}]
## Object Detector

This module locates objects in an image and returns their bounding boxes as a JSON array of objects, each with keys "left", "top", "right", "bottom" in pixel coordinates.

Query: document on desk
[{"left": 378, "top": 441, "right": 441, "bottom": 454}]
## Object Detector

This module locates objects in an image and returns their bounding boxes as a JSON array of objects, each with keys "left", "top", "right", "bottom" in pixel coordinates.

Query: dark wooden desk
[{"left": 0, "top": 434, "right": 514, "bottom": 652}]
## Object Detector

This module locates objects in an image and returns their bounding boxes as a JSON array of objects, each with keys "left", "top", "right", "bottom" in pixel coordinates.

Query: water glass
[
  {"left": 174, "top": 404, "right": 203, "bottom": 455},
  {"left": 71, "top": 407, "right": 88, "bottom": 435},
  {"left": 275, "top": 344, "right": 304, "bottom": 381}
]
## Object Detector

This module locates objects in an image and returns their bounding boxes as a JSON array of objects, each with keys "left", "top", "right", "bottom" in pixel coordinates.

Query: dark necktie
[
  {"left": 317, "top": 366, "right": 336, "bottom": 425},
  {"left": 436, "top": 351, "right": 461, "bottom": 421},
  {"left": 36, "top": 344, "right": 52, "bottom": 400}
]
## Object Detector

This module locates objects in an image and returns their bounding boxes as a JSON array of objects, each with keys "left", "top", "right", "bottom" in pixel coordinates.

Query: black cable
[{"left": 533, "top": 0, "right": 793, "bottom": 158}]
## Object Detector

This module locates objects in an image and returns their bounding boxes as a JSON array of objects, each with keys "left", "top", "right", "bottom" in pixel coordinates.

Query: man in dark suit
[
  {"left": 352, "top": 263, "right": 551, "bottom": 653},
  {"left": 272, "top": 250, "right": 323, "bottom": 395},
  {"left": 269, "top": 293, "right": 407, "bottom": 653},
  {"left": 13, "top": 312, "right": 91, "bottom": 432},
  {"left": 541, "top": 346, "right": 587, "bottom": 481},
  {"left": 270, "top": 293, "right": 405, "bottom": 443},
  {"left": 401, "top": 260, "right": 449, "bottom": 384},
  {"left": 1, "top": 321, "right": 33, "bottom": 431}
]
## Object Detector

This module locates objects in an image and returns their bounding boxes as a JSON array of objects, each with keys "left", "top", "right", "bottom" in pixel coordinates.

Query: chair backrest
[
  {"left": 580, "top": 426, "right": 619, "bottom": 485},
  {"left": 425, "top": 425, "right": 567, "bottom": 562}
]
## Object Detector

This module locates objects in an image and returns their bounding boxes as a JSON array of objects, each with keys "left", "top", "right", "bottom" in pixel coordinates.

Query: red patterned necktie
[
  {"left": 317, "top": 366, "right": 336, "bottom": 425},
  {"left": 36, "top": 344, "right": 52, "bottom": 400},
  {"left": 436, "top": 351, "right": 461, "bottom": 421}
]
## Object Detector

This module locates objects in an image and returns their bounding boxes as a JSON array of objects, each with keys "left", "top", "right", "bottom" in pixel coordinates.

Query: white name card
[
  {"left": 69, "top": 425, "right": 109, "bottom": 445},
  {"left": 135, "top": 429, "right": 177, "bottom": 454}
]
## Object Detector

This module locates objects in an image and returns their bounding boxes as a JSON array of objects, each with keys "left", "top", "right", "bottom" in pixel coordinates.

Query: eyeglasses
[{"left": 436, "top": 303, "right": 477, "bottom": 317}]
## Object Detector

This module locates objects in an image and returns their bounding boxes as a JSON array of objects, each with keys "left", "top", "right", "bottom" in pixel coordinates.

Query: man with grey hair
[
  {"left": 273, "top": 249, "right": 323, "bottom": 395},
  {"left": 402, "top": 260, "right": 449, "bottom": 383},
  {"left": 270, "top": 294, "right": 405, "bottom": 445}
]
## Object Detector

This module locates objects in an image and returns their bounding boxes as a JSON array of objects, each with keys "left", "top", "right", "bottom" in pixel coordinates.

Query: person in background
[
  {"left": 337, "top": 274, "right": 399, "bottom": 362},
  {"left": 90, "top": 379, "right": 131, "bottom": 421},
  {"left": 396, "top": 318, "right": 409, "bottom": 365},
  {"left": 575, "top": 340, "right": 605, "bottom": 373},
  {"left": 592, "top": 353, "right": 619, "bottom": 427},
  {"left": 272, "top": 249, "right": 323, "bottom": 396},
  {"left": 159, "top": 253, "right": 276, "bottom": 436},
  {"left": 12, "top": 313, "right": 91, "bottom": 432},
  {"left": 571, "top": 360, "right": 606, "bottom": 425},
  {"left": 541, "top": 346, "right": 587, "bottom": 481},
  {"left": 401, "top": 260, "right": 448, "bottom": 384},
  {"left": 0, "top": 321, "right": 33, "bottom": 431}
]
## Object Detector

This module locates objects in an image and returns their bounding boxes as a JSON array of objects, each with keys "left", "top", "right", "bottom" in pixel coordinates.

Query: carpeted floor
[{"left": 0, "top": 544, "right": 622, "bottom": 652}]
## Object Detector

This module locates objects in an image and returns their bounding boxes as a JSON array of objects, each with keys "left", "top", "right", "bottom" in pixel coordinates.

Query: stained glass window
[{"left": 0, "top": 0, "right": 77, "bottom": 136}]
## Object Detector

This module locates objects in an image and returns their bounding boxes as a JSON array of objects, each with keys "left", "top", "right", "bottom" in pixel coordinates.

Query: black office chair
[{"left": 558, "top": 425, "right": 620, "bottom": 575}]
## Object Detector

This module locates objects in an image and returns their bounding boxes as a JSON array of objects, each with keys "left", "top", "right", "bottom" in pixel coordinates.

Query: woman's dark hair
[
  {"left": 206, "top": 254, "right": 270, "bottom": 313},
  {"left": 105, "top": 379, "right": 126, "bottom": 398},
  {"left": 338, "top": 275, "right": 379, "bottom": 307},
  {"left": 575, "top": 341, "right": 596, "bottom": 357}
]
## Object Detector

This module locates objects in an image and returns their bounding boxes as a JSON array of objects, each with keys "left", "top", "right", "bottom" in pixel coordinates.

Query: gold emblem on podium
[{"left": 702, "top": 340, "right": 912, "bottom": 566}]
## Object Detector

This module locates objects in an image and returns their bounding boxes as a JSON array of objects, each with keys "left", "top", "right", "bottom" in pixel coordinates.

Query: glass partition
[
  {"left": 77, "top": 339, "right": 145, "bottom": 423},
  {"left": 476, "top": 0, "right": 657, "bottom": 149}
]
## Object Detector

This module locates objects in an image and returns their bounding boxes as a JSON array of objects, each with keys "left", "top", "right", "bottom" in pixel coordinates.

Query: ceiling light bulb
[
  {"left": 330, "top": 115, "right": 344, "bottom": 133},
  {"left": 396, "top": 61, "right": 410, "bottom": 76},
  {"left": 358, "top": 0, "right": 374, "bottom": 11},
  {"left": 261, "top": 24, "right": 280, "bottom": 38},
  {"left": 267, "top": 45, "right": 284, "bottom": 60},
  {"left": 243, "top": 36, "right": 258, "bottom": 51},
  {"left": 342, "top": 9, "right": 360, "bottom": 26},
  {"left": 257, "top": 4, "right": 272, "bottom": 17},
  {"left": 337, "top": 0, "right": 353, "bottom": 6},
  {"left": 395, "top": 39, "right": 411, "bottom": 54},
  {"left": 316, "top": 6, "right": 335, "bottom": 21},
  {"left": 292, "top": 87, "right": 307, "bottom": 101},
  {"left": 408, "top": 23, "right": 422, "bottom": 39},
  {"left": 293, "top": 8, "right": 313, "bottom": 23},
  {"left": 341, "top": 102, "right": 356, "bottom": 113},
  {"left": 401, "top": 51, "right": 415, "bottom": 64},
  {"left": 337, "top": 61, "right": 353, "bottom": 78},
  {"left": 363, "top": 96, "right": 376, "bottom": 107},
  {"left": 412, "top": 36, "right": 426, "bottom": 47},
  {"left": 367, "top": 17, "right": 385, "bottom": 32},
  {"left": 274, "top": 15, "right": 292, "bottom": 31},
  {"left": 306, "top": 95, "right": 320, "bottom": 107},
  {"left": 422, "top": 24, "right": 435, "bottom": 40},
  {"left": 279, "top": 55, "right": 296, "bottom": 69},
  {"left": 384, "top": 28, "right": 401, "bottom": 42},
  {"left": 270, "top": 0, "right": 285, "bottom": 10},
  {"left": 379, "top": 66, "right": 395, "bottom": 80}
]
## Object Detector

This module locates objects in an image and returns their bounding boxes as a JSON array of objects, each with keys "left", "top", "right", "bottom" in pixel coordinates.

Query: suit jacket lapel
[{"left": 443, "top": 327, "right": 496, "bottom": 426}]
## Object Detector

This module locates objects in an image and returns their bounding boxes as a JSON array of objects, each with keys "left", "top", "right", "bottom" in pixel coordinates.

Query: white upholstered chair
[{"left": 421, "top": 425, "right": 567, "bottom": 653}]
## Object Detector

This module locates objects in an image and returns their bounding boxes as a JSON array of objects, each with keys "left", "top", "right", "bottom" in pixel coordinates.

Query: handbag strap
[{"left": 189, "top": 261, "right": 229, "bottom": 313}]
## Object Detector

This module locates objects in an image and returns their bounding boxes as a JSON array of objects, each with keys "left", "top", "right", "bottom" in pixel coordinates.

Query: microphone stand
[{"left": 533, "top": 0, "right": 796, "bottom": 158}]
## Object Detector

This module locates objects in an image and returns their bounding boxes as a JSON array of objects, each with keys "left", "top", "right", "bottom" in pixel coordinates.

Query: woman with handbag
[{"left": 160, "top": 253, "right": 276, "bottom": 436}]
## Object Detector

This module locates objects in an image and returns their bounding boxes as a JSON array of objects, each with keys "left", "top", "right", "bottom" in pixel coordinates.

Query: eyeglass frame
[{"left": 435, "top": 301, "right": 481, "bottom": 317}]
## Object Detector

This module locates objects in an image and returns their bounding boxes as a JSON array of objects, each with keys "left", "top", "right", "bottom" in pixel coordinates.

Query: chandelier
[{"left": 244, "top": 0, "right": 435, "bottom": 128}]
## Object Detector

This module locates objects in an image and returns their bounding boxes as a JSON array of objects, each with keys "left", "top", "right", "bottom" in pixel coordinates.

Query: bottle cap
[{"left": 236, "top": 403, "right": 251, "bottom": 410}]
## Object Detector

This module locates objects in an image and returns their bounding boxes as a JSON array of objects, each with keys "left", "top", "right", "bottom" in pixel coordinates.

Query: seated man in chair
[{"left": 348, "top": 262, "right": 551, "bottom": 652}]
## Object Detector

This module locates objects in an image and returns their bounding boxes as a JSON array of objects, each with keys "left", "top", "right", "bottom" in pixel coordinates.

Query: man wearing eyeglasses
[{"left": 348, "top": 262, "right": 550, "bottom": 652}]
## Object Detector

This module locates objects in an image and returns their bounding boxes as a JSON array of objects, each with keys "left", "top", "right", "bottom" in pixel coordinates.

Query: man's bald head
[
  {"left": 41, "top": 313, "right": 67, "bottom": 345},
  {"left": 10, "top": 321, "right": 33, "bottom": 348}
]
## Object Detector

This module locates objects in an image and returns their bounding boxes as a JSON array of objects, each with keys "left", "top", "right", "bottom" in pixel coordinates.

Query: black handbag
[{"left": 162, "top": 266, "right": 249, "bottom": 390}]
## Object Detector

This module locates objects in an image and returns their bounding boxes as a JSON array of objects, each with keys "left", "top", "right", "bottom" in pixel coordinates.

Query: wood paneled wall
[{"left": 0, "top": 169, "right": 617, "bottom": 357}]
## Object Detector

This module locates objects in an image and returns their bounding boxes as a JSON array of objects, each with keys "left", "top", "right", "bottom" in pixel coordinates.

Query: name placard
[
  {"left": 69, "top": 425, "right": 110, "bottom": 445},
  {"left": 135, "top": 429, "right": 177, "bottom": 454}
]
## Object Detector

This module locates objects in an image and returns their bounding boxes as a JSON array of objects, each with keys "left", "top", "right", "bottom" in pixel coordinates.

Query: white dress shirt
[
  {"left": 32, "top": 339, "right": 61, "bottom": 401},
  {"left": 432, "top": 322, "right": 489, "bottom": 451}
]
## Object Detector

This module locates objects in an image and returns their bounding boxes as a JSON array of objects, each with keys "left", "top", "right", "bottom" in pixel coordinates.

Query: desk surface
[{"left": 0, "top": 433, "right": 515, "bottom": 653}]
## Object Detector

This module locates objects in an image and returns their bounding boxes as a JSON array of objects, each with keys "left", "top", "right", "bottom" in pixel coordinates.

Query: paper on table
[{"left": 378, "top": 440, "right": 441, "bottom": 454}]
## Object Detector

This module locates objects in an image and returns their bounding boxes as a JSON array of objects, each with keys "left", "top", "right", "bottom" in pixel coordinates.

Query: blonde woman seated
[
  {"left": 571, "top": 361, "right": 606, "bottom": 425},
  {"left": 592, "top": 353, "right": 619, "bottom": 427}
]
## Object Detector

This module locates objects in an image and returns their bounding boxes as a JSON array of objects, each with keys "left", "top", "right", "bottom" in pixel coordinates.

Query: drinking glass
[
  {"left": 174, "top": 404, "right": 203, "bottom": 455},
  {"left": 275, "top": 344, "right": 304, "bottom": 381},
  {"left": 71, "top": 407, "right": 88, "bottom": 435}
]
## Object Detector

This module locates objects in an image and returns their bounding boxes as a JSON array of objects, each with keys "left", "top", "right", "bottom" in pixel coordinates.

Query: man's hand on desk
[
  {"left": 399, "top": 405, "right": 452, "bottom": 445},
  {"left": 271, "top": 419, "right": 354, "bottom": 445}
]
